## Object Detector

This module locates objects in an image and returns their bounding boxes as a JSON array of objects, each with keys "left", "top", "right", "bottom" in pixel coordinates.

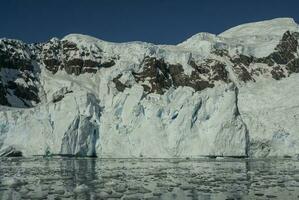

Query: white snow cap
[
  {"left": 1, "top": 18, "right": 299, "bottom": 158},
  {"left": 178, "top": 18, "right": 299, "bottom": 58},
  {"left": 219, "top": 18, "right": 298, "bottom": 38}
]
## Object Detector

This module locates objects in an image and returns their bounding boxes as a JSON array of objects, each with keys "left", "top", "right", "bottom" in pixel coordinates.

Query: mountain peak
[
  {"left": 219, "top": 17, "right": 298, "bottom": 38},
  {"left": 1, "top": 18, "right": 299, "bottom": 159},
  {"left": 62, "top": 33, "right": 109, "bottom": 46}
]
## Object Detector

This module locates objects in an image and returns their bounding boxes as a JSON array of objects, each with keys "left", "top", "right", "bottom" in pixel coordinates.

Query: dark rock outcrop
[
  {"left": 113, "top": 74, "right": 130, "bottom": 92},
  {"left": 1, "top": 30, "right": 299, "bottom": 107},
  {"left": 0, "top": 40, "right": 33, "bottom": 71},
  {"left": 133, "top": 57, "right": 172, "bottom": 94},
  {"left": 0, "top": 83, "right": 10, "bottom": 106},
  {"left": 0, "top": 39, "right": 40, "bottom": 107},
  {"left": 270, "top": 31, "right": 298, "bottom": 65},
  {"left": 52, "top": 87, "right": 73, "bottom": 103},
  {"left": 287, "top": 58, "right": 299, "bottom": 73},
  {"left": 271, "top": 66, "right": 286, "bottom": 80},
  {"left": 133, "top": 57, "right": 229, "bottom": 94},
  {"left": 228, "top": 31, "right": 299, "bottom": 81},
  {"left": 41, "top": 39, "right": 116, "bottom": 75}
]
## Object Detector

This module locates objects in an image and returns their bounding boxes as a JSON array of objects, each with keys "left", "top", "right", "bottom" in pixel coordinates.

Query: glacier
[{"left": 0, "top": 18, "right": 299, "bottom": 158}]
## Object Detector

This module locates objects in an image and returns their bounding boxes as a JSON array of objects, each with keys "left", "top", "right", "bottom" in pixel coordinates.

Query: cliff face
[{"left": 0, "top": 18, "right": 299, "bottom": 158}]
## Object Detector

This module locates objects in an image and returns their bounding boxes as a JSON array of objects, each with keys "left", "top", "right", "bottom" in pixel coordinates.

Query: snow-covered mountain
[{"left": 1, "top": 18, "right": 299, "bottom": 158}]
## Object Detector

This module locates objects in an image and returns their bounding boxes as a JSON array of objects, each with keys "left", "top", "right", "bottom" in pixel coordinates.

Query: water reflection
[{"left": 0, "top": 157, "right": 299, "bottom": 199}]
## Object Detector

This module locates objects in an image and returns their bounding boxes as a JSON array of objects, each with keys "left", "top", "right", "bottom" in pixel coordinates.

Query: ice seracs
[
  {"left": 0, "top": 18, "right": 299, "bottom": 158},
  {"left": 239, "top": 74, "right": 299, "bottom": 157}
]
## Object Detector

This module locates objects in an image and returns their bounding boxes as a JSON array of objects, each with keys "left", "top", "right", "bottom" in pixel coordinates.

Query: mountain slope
[{"left": 0, "top": 18, "right": 299, "bottom": 158}]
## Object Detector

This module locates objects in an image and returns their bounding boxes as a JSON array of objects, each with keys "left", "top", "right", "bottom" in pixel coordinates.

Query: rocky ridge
[{"left": 0, "top": 18, "right": 299, "bottom": 158}]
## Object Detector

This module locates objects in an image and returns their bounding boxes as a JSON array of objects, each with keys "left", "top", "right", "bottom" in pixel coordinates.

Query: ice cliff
[{"left": 0, "top": 18, "right": 299, "bottom": 158}]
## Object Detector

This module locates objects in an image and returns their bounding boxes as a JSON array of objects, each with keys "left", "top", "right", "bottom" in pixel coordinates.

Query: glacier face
[
  {"left": 0, "top": 18, "right": 299, "bottom": 158},
  {"left": 239, "top": 74, "right": 299, "bottom": 157}
]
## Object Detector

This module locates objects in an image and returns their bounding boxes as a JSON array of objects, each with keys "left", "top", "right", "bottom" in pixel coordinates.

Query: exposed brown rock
[
  {"left": 188, "top": 60, "right": 210, "bottom": 74},
  {"left": 83, "top": 60, "right": 99, "bottom": 68},
  {"left": 271, "top": 66, "right": 286, "bottom": 80},
  {"left": 274, "top": 31, "right": 297, "bottom": 61},
  {"left": 287, "top": 58, "right": 299, "bottom": 74},
  {"left": 66, "top": 58, "right": 84, "bottom": 67},
  {"left": 1, "top": 29, "right": 299, "bottom": 108},
  {"left": 231, "top": 55, "right": 253, "bottom": 67},
  {"left": 99, "top": 60, "right": 115, "bottom": 68},
  {"left": 210, "top": 62, "right": 230, "bottom": 82},
  {"left": 64, "top": 59, "right": 83, "bottom": 75},
  {"left": 43, "top": 58, "right": 60, "bottom": 74},
  {"left": 169, "top": 64, "right": 215, "bottom": 91},
  {"left": 232, "top": 64, "right": 254, "bottom": 82},
  {"left": 211, "top": 49, "right": 229, "bottom": 57},
  {"left": 40, "top": 39, "right": 117, "bottom": 75},
  {"left": 189, "top": 59, "right": 229, "bottom": 83},
  {"left": 256, "top": 31, "right": 298, "bottom": 66},
  {"left": 132, "top": 57, "right": 227, "bottom": 94},
  {"left": 133, "top": 57, "right": 172, "bottom": 94},
  {"left": 62, "top": 40, "right": 78, "bottom": 51},
  {"left": 113, "top": 74, "right": 130, "bottom": 92}
]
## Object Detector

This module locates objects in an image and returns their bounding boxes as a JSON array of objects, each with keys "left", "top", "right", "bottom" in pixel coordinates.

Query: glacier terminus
[{"left": 0, "top": 18, "right": 299, "bottom": 158}]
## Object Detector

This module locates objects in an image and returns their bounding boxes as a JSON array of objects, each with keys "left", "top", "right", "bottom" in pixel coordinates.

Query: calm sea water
[{"left": 0, "top": 157, "right": 299, "bottom": 200}]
